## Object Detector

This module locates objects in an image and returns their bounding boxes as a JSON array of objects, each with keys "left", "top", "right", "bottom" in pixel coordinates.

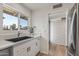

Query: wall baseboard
[
  {"left": 52, "top": 42, "right": 67, "bottom": 46},
  {"left": 40, "top": 51, "right": 48, "bottom": 55}
]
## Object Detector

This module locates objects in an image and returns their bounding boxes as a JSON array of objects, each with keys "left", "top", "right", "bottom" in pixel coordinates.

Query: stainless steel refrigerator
[{"left": 67, "top": 3, "right": 79, "bottom": 56}]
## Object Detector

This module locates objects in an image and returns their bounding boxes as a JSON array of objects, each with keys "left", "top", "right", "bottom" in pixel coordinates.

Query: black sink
[{"left": 6, "top": 36, "right": 32, "bottom": 42}]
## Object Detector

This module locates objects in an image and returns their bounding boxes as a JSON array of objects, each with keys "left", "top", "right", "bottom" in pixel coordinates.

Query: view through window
[
  {"left": 20, "top": 18, "right": 28, "bottom": 30},
  {"left": 3, "top": 13, "right": 18, "bottom": 30}
]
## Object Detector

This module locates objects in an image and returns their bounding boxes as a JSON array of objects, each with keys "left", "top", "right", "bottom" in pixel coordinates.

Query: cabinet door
[
  {"left": 36, "top": 38, "right": 40, "bottom": 53},
  {"left": 34, "top": 38, "right": 40, "bottom": 55},
  {"left": 26, "top": 40, "right": 36, "bottom": 56},
  {"left": 37, "top": 39, "right": 40, "bottom": 51},
  {"left": 13, "top": 43, "right": 28, "bottom": 56},
  {"left": 13, "top": 40, "right": 36, "bottom": 56},
  {"left": 27, "top": 39, "right": 40, "bottom": 56}
]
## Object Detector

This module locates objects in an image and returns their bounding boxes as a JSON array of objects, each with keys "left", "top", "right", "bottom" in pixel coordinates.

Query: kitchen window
[
  {"left": 3, "top": 13, "right": 18, "bottom": 30},
  {"left": 20, "top": 14, "right": 28, "bottom": 30},
  {"left": 3, "top": 5, "right": 18, "bottom": 30},
  {"left": 3, "top": 5, "right": 29, "bottom": 31},
  {"left": 3, "top": 6, "right": 29, "bottom": 31},
  {"left": 3, "top": 12, "right": 28, "bottom": 30}
]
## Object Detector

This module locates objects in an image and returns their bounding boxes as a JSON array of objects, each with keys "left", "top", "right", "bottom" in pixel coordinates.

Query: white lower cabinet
[
  {"left": 34, "top": 38, "right": 40, "bottom": 55},
  {"left": 13, "top": 38, "right": 40, "bottom": 56},
  {"left": 26, "top": 39, "right": 36, "bottom": 56},
  {"left": 13, "top": 42, "right": 28, "bottom": 56}
]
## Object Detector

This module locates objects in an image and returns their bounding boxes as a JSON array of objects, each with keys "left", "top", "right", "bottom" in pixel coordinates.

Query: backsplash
[{"left": 0, "top": 30, "right": 30, "bottom": 40}]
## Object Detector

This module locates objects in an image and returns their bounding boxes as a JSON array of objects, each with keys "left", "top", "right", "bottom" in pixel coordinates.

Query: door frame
[{"left": 48, "top": 11, "right": 68, "bottom": 55}]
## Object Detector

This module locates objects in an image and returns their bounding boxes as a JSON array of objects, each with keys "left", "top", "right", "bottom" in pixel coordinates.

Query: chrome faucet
[{"left": 18, "top": 32, "right": 21, "bottom": 37}]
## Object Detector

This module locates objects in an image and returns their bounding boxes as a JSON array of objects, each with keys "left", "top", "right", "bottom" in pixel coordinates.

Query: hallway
[{"left": 37, "top": 43, "right": 66, "bottom": 56}]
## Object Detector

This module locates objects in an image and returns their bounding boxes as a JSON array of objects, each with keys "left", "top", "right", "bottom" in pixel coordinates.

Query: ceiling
[
  {"left": 21, "top": 3, "right": 74, "bottom": 12},
  {"left": 21, "top": 3, "right": 56, "bottom": 11}
]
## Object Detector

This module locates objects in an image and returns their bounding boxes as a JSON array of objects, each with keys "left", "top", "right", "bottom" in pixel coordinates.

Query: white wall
[
  {"left": 32, "top": 9, "right": 50, "bottom": 54},
  {"left": 32, "top": 3, "right": 74, "bottom": 54},
  {"left": 0, "top": 3, "right": 31, "bottom": 40}
]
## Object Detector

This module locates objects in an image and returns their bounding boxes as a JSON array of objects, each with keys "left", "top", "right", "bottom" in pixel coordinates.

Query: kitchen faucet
[{"left": 18, "top": 32, "right": 21, "bottom": 37}]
